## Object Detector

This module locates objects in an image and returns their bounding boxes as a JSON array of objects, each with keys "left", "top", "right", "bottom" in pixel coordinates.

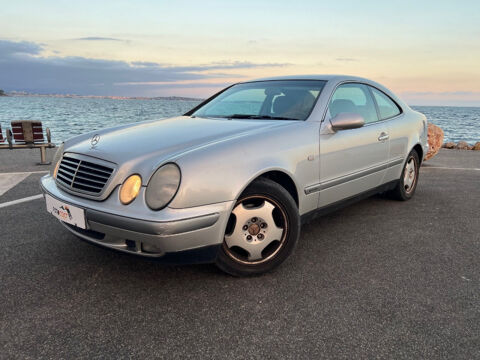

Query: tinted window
[
  {"left": 329, "top": 83, "right": 379, "bottom": 124},
  {"left": 370, "top": 87, "right": 401, "bottom": 119},
  {"left": 192, "top": 80, "right": 326, "bottom": 121}
]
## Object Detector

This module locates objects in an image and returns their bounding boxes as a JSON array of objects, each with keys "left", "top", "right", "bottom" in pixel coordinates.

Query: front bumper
[{"left": 41, "top": 174, "right": 234, "bottom": 262}]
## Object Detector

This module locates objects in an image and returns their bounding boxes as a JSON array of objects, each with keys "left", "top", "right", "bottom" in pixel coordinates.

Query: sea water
[{"left": 0, "top": 96, "right": 478, "bottom": 144}]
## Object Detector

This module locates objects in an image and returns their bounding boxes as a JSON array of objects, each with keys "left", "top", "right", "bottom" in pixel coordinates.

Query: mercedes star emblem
[{"left": 91, "top": 134, "right": 100, "bottom": 148}]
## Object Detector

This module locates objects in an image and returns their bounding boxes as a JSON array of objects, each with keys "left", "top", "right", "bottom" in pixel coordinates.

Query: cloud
[
  {"left": 200, "top": 61, "right": 290, "bottom": 70},
  {"left": 402, "top": 91, "right": 480, "bottom": 96},
  {"left": 0, "top": 40, "right": 284, "bottom": 96},
  {"left": 0, "top": 39, "right": 42, "bottom": 55},
  {"left": 73, "top": 37, "right": 125, "bottom": 42},
  {"left": 114, "top": 81, "right": 233, "bottom": 89},
  {"left": 131, "top": 61, "right": 160, "bottom": 67},
  {"left": 131, "top": 60, "right": 289, "bottom": 71},
  {"left": 335, "top": 58, "right": 358, "bottom": 62}
]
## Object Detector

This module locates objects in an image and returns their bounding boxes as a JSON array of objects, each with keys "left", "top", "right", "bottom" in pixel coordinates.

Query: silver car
[{"left": 41, "top": 75, "right": 428, "bottom": 276}]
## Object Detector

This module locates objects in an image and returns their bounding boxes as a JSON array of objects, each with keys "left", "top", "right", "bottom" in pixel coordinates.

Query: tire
[
  {"left": 387, "top": 149, "right": 420, "bottom": 201},
  {"left": 216, "top": 178, "right": 300, "bottom": 276}
]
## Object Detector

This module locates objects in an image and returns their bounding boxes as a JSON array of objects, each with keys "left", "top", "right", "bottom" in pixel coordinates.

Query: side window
[
  {"left": 370, "top": 87, "right": 401, "bottom": 119},
  {"left": 329, "top": 83, "right": 379, "bottom": 124}
]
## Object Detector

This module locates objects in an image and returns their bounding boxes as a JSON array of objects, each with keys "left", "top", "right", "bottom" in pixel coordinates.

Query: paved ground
[{"left": 0, "top": 149, "right": 479, "bottom": 359}]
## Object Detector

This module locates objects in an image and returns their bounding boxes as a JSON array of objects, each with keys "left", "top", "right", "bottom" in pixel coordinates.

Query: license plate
[{"left": 45, "top": 194, "right": 86, "bottom": 229}]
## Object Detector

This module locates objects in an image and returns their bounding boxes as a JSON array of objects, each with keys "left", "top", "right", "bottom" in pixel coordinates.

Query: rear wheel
[
  {"left": 216, "top": 178, "right": 300, "bottom": 276},
  {"left": 387, "top": 150, "right": 420, "bottom": 201}
]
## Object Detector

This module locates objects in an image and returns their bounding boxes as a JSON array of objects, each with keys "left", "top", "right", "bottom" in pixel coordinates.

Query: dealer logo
[{"left": 53, "top": 205, "right": 73, "bottom": 220}]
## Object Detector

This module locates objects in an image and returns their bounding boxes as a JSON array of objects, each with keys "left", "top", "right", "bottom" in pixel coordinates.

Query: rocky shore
[
  {"left": 442, "top": 141, "right": 480, "bottom": 151},
  {"left": 425, "top": 123, "right": 480, "bottom": 161}
]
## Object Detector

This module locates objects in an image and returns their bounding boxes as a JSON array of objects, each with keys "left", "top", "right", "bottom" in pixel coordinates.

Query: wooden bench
[
  {"left": 0, "top": 120, "right": 56, "bottom": 165},
  {"left": 0, "top": 124, "right": 5, "bottom": 144}
]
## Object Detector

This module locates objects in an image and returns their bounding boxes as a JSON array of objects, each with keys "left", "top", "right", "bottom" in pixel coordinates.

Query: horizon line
[{"left": 3, "top": 91, "right": 480, "bottom": 108}]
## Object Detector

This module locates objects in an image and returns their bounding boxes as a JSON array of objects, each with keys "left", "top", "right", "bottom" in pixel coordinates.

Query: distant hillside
[
  {"left": 151, "top": 96, "right": 203, "bottom": 101},
  {"left": 4, "top": 91, "right": 203, "bottom": 100}
]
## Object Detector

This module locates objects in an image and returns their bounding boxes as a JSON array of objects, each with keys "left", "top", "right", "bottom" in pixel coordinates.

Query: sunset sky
[{"left": 1, "top": 0, "right": 479, "bottom": 105}]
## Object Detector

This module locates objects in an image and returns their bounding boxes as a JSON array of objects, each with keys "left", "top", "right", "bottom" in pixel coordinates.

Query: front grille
[{"left": 56, "top": 155, "right": 114, "bottom": 195}]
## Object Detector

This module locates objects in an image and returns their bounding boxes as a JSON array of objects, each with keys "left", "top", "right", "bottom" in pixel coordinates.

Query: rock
[
  {"left": 473, "top": 142, "right": 480, "bottom": 151},
  {"left": 424, "top": 123, "right": 444, "bottom": 160},
  {"left": 443, "top": 142, "right": 456, "bottom": 149},
  {"left": 456, "top": 141, "right": 470, "bottom": 150},
  {"left": 468, "top": 145, "right": 474, "bottom": 150}
]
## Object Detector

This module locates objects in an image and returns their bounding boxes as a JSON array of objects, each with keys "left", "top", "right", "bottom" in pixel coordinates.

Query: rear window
[{"left": 370, "top": 87, "right": 402, "bottom": 120}]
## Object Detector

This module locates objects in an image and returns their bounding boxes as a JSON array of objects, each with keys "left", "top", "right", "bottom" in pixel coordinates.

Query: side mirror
[{"left": 330, "top": 113, "right": 365, "bottom": 131}]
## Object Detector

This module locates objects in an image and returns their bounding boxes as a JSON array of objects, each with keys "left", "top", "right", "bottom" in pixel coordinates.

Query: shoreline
[
  {"left": 2, "top": 93, "right": 204, "bottom": 101},
  {"left": 442, "top": 141, "right": 480, "bottom": 150}
]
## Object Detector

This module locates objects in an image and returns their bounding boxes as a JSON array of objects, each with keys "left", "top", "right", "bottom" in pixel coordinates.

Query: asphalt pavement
[{"left": 0, "top": 149, "right": 479, "bottom": 359}]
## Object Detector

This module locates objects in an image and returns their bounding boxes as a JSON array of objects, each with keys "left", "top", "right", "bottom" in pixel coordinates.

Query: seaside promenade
[{"left": 0, "top": 149, "right": 479, "bottom": 358}]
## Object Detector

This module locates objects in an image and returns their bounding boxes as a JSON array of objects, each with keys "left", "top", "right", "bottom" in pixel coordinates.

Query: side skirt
[{"left": 300, "top": 180, "right": 398, "bottom": 225}]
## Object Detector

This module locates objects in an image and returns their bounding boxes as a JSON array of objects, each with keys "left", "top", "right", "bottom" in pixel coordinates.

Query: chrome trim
[
  {"left": 304, "top": 157, "right": 404, "bottom": 194},
  {"left": 378, "top": 132, "right": 390, "bottom": 141},
  {"left": 55, "top": 152, "right": 117, "bottom": 200}
]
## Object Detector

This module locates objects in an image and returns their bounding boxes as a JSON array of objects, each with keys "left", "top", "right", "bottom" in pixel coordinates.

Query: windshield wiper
[{"left": 226, "top": 114, "right": 300, "bottom": 120}]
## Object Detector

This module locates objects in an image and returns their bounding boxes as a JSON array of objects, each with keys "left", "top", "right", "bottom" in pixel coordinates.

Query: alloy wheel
[
  {"left": 223, "top": 196, "right": 287, "bottom": 265},
  {"left": 403, "top": 157, "right": 417, "bottom": 195}
]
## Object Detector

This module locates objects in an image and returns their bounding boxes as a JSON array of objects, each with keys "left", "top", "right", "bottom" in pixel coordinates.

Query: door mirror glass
[{"left": 330, "top": 113, "right": 365, "bottom": 131}]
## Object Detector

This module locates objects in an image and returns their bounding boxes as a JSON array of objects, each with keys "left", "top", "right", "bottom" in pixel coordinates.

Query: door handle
[{"left": 378, "top": 132, "right": 389, "bottom": 141}]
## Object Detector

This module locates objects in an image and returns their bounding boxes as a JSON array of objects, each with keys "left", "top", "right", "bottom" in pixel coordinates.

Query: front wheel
[
  {"left": 216, "top": 178, "right": 300, "bottom": 276},
  {"left": 387, "top": 150, "right": 420, "bottom": 201}
]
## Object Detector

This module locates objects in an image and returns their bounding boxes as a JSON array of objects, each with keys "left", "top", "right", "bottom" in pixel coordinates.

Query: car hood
[{"left": 64, "top": 116, "right": 294, "bottom": 168}]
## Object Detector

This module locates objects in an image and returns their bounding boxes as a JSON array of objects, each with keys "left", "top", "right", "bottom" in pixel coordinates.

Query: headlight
[
  {"left": 145, "top": 163, "right": 181, "bottom": 210},
  {"left": 51, "top": 143, "right": 64, "bottom": 178},
  {"left": 120, "top": 174, "right": 142, "bottom": 205}
]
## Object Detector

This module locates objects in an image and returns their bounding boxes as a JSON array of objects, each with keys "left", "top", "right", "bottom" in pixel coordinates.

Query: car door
[
  {"left": 317, "top": 83, "right": 390, "bottom": 207},
  {"left": 368, "top": 86, "right": 406, "bottom": 183}
]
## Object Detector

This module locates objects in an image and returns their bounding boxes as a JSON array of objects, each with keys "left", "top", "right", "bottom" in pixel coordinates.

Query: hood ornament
[{"left": 91, "top": 134, "right": 100, "bottom": 148}]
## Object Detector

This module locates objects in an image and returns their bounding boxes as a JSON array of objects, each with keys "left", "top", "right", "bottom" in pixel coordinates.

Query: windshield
[{"left": 189, "top": 80, "right": 326, "bottom": 121}]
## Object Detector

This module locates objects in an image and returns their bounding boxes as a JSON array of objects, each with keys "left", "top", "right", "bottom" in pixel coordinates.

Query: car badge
[{"left": 91, "top": 134, "right": 100, "bottom": 149}]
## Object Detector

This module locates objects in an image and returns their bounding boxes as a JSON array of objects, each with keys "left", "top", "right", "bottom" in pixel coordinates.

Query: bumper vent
[{"left": 56, "top": 155, "right": 114, "bottom": 195}]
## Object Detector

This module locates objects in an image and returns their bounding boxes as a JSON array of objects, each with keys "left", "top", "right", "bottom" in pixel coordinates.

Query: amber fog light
[
  {"left": 53, "top": 160, "right": 61, "bottom": 179},
  {"left": 51, "top": 142, "right": 64, "bottom": 178},
  {"left": 120, "top": 174, "right": 142, "bottom": 205}
]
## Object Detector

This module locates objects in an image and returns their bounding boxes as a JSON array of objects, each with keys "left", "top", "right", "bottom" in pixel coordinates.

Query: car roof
[
  {"left": 246, "top": 74, "right": 371, "bottom": 83},
  {"left": 240, "top": 74, "right": 410, "bottom": 111}
]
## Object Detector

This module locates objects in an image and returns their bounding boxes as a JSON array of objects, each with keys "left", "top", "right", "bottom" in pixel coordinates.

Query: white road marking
[
  {"left": 0, "top": 173, "right": 31, "bottom": 196},
  {"left": 422, "top": 166, "right": 480, "bottom": 171},
  {"left": 0, "top": 170, "right": 48, "bottom": 196},
  {"left": 0, "top": 170, "right": 49, "bottom": 175},
  {"left": 0, "top": 194, "right": 44, "bottom": 209}
]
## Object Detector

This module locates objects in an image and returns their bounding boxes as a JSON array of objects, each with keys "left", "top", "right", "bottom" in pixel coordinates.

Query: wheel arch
[
  {"left": 412, "top": 143, "right": 424, "bottom": 164},
  {"left": 241, "top": 170, "right": 299, "bottom": 207}
]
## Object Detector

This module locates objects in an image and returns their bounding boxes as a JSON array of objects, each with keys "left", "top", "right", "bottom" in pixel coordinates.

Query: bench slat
[{"left": 11, "top": 120, "right": 46, "bottom": 143}]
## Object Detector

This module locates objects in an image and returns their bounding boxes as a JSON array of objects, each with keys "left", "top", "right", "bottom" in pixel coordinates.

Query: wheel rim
[
  {"left": 223, "top": 195, "right": 288, "bottom": 265},
  {"left": 403, "top": 157, "right": 417, "bottom": 194}
]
